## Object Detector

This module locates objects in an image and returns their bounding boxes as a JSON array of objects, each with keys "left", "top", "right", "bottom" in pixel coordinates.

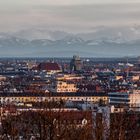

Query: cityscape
[
  {"left": 0, "top": 56, "right": 140, "bottom": 139},
  {"left": 1, "top": 0, "right": 140, "bottom": 139}
]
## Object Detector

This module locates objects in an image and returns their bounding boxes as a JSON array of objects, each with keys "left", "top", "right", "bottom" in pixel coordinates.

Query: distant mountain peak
[{"left": 0, "top": 26, "right": 140, "bottom": 57}]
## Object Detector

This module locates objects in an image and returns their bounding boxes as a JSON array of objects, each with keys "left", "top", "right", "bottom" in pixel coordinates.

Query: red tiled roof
[{"left": 38, "top": 62, "right": 61, "bottom": 71}]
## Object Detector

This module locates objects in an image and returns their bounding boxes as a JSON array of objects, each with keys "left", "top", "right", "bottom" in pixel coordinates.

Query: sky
[{"left": 0, "top": 0, "right": 140, "bottom": 32}]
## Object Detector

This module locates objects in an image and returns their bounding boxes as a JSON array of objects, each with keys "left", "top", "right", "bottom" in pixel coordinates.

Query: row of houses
[{"left": 0, "top": 92, "right": 108, "bottom": 104}]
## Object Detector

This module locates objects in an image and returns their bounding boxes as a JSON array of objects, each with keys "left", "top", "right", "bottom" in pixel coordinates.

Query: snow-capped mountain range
[{"left": 0, "top": 26, "right": 140, "bottom": 57}]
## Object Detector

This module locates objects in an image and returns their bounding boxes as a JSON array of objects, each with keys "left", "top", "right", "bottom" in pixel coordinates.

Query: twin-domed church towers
[{"left": 70, "top": 55, "right": 82, "bottom": 72}]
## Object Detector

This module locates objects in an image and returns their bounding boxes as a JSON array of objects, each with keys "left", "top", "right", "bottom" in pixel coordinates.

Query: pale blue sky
[{"left": 0, "top": 0, "right": 140, "bottom": 32}]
